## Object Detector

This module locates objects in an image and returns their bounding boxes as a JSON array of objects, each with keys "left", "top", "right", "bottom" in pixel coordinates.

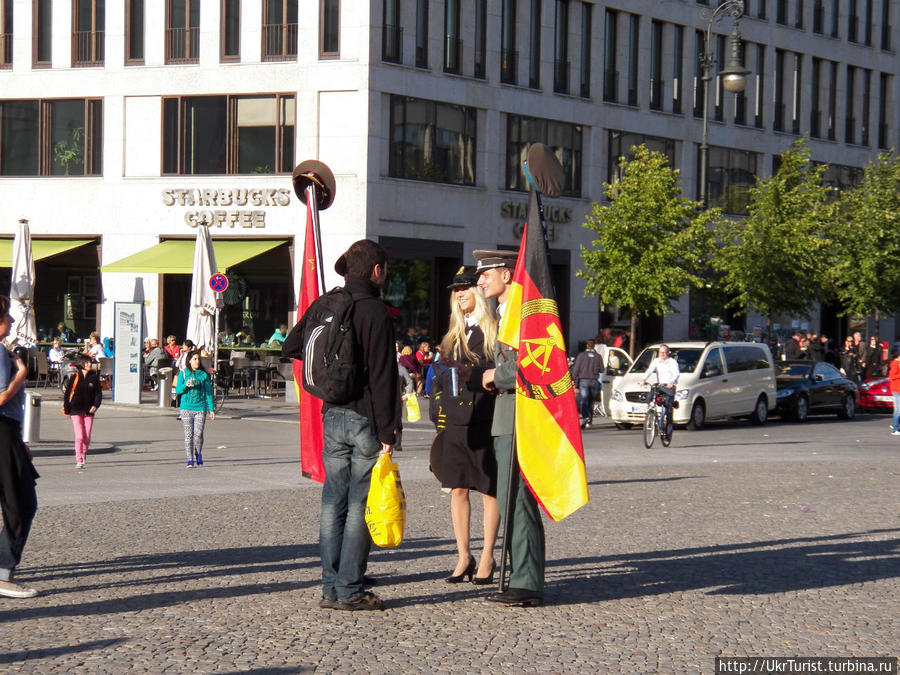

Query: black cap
[
  {"left": 472, "top": 249, "right": 518, "bottom": 273},
  {"left": 447, "top": 265, "right": 478, "bottom": 289},
  {"left": 292, "top": 159, "right": 336, "bottom": 210}
]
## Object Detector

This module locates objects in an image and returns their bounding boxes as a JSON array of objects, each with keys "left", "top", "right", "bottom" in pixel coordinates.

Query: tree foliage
[
  {"left": 711, "top": 138, "right": 830, "bottom": 325},
  {"left": 824, "top": 152, "right": 900, "bottom": 319},
  {"left": 578, "top": 145, "right": 716, "bottom": 353}
]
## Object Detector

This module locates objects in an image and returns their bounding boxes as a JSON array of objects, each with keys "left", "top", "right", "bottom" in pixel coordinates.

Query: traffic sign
[{"left": 209, "top": 273, "right": 229, "bottom": 292}]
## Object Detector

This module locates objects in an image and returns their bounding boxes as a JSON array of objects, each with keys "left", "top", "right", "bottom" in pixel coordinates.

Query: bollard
[
  {"left": 22, "top": 391, "right": 42, "bottom": 444},
  {"left": 157, "top": 367, "right": 174, "bottom": 408}
]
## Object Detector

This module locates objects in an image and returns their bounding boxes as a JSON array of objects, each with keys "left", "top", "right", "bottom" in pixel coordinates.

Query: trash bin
[
  {"left": 23, "top": 391, "right": 41, "bottom": 444},
  {"left": 157, "top": 367, "right": 174, "bottom": 408}
]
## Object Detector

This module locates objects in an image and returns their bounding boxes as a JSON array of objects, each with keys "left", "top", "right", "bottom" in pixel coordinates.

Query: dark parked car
[
  {"left": 775, "top": 360, "right": 858, "bottom": 422},
  {"left": 858, "top": 377, "right": 892, "bottom": 411}
]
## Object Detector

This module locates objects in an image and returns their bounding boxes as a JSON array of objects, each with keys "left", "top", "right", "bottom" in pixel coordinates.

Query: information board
[{"left": 113, "top": 302, "right": 144, "bottom": 404}]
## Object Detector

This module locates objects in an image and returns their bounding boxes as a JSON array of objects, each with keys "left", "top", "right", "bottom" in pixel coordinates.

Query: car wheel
[
  {"left": 751, "top": 395, "right": 768, "bottom": 425},
  {"left": 838, "top": 394, "right": 856, "bottom": 420},
  {"left": 687, "top": 400, "right": 705, "bottom": 430},
  {"left": 795, "top": 395, "right": 808, "bottom": 423},
  {"left": 614, "top": 422, "right": 633, "bottom": 430}
]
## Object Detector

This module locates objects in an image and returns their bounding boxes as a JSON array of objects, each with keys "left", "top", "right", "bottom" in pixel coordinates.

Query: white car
[{"left": 609, "top": 341, "right": 777, "bottom": 430}]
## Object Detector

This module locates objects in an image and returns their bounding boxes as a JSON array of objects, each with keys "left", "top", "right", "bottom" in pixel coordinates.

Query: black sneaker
[
  {"left": 335, "top": 591, "right": 385, "bottom": 611},
  {"left": 485, "top": 587, "right": 542, "bottom": 607}
]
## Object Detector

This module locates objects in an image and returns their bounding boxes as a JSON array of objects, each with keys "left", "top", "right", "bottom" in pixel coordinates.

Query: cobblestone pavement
[{"left": 2, "top": 392, "right": 898, "bottom": 673}]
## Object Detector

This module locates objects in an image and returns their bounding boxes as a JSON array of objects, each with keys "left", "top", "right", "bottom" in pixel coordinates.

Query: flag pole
[{"left": 306, "top": 184, "right": 325, "bottom": 293}]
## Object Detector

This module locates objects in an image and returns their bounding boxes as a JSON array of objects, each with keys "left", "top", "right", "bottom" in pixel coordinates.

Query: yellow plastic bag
[
  {"left": 405, "top": 392, "right": 421, "bottom": 422},
  {"left": 365, "top": 454, "right": 407, "bottom": 548}
]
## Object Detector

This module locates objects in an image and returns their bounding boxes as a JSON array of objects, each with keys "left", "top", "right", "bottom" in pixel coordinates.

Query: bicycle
[
  {"left": 212, "top": 369, "right": 229, "bottom": 413},
  {"left": 643, "top": 383, "right": 673, "bottom": 448}
]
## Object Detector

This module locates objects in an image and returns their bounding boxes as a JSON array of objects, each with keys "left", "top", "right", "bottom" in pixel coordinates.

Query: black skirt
[{"left": 440, "top": 422, "right": 497, "bottom": 496}]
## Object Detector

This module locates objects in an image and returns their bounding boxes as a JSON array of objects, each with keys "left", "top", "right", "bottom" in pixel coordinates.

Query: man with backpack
[{"left": 298, "top": 239, "right": 400, "bottom": 611}]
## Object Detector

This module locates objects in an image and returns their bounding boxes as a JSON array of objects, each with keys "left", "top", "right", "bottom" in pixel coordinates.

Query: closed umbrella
[
  {"left": 9, "top": 219, "right": 37, "bottom": 347},
  {"left": 185, "top": 226, "right": 218, "bottom": 353}
]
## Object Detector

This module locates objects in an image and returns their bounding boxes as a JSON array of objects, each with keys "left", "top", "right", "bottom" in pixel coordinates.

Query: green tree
[
  {"left": 52, "top": 127, "right": 84, "bottom": 176},
  {"left": 578, "top": 145, "right": 716, "bottom": 355},
  {"left": 825, "top": 152, "right": 900, "bottom": 333},
  {"left": 711, "top": 138, "right": 830, "bottom": 329}
]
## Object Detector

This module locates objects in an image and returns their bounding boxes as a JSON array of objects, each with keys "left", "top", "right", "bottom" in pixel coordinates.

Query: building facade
[{"left": 0, "top": 0, "right": 896, "bottom": 348}]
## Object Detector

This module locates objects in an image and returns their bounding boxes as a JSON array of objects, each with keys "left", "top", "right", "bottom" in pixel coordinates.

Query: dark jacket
[
  {"left": 783, "top": 338, "right": 802, "bottom": 360},
  {"left": 430, "top": 325, "right": 495, "bottom": 429},
  {"left": 572, "top": 349, "right": 604, "bottom": 381},
  {"left": 63, "top": 369, "right": 102, "bottom": 416},
  {"left": 322, "top": 276, "right": 400, "bottom": 446}
]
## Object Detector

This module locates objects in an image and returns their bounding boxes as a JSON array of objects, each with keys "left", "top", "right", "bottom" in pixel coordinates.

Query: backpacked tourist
[{"left": 62, "top": 353, "right": 103, "bottom": 469}]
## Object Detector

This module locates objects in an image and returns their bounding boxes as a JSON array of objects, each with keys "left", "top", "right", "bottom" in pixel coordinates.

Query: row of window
[
  {"left": 0, "top": 94, "right": 865, "bottom": 216},
  {"left": 0, "top": 0, "right": 339, "bottom": 69}
]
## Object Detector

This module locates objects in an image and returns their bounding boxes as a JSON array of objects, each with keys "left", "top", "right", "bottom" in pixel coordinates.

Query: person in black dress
[{"left": 430, "top": 267, "right": 499, "bottom": 584}]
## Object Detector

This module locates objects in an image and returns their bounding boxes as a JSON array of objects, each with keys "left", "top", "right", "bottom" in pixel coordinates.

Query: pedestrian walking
[
  {"left": 62, "top": 353, "right": 102, "bottom": 469},
  {"left": 889, "top": 350, "right": 900, "bottom": 436},
  {"left": 572, "top": 339, "right": 604, "bottom": 428},
  {"left": 0, "top": 295, "right": 39, "bottom": 599},
  {"left": 176, "top": 350, "right": 215, "bottom": 468}
]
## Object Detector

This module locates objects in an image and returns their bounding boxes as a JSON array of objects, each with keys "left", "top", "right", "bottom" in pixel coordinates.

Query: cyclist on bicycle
[{"left": 639, "top": 344, "right": 679, "bottom": 440}]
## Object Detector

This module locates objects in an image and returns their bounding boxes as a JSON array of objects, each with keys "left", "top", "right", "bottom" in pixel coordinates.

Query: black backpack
[{"left": 282, "top": 287, "right": 363, "bottom": 405}]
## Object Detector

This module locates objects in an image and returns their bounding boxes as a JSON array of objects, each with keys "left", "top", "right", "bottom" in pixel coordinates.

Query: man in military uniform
[{"left": 474, "top": 249, "right": 545, "bottom": 607}]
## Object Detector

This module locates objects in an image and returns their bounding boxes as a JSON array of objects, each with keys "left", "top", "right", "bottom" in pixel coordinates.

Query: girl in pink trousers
[{"left": 62, "top": 354, "right": 102, "bottom": 468}]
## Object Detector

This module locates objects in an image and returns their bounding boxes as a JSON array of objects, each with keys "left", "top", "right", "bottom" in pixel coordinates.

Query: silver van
[{"left": 609, "top": 341, "right": 777, "bottom": 430}]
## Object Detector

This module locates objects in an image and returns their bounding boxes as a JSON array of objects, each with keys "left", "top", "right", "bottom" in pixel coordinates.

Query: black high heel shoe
[
  {"left": 472, "top": 561, "right": 497, "bottom": 585},
  {"left": 445, "top": 556, "right": 476, "bottom": 584}
]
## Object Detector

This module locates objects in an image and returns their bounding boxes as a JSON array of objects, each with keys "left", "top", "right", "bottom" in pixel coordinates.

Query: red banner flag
[
  {"left": 498, "top": 190, "right": 589, "bottom": 521},
  {"left": 294, "top": 196, "right": 325, "bottom": 483}
]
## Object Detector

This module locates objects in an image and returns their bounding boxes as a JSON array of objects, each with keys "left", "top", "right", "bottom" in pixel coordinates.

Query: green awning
[
  {"left": 101, "top": 239, "right": 287, "bottom": 274},
  {"left": 0, "top": 239, "right": 95, "bottom": 267}
]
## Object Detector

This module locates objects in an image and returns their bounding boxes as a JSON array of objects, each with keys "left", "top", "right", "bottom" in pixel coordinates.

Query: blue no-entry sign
[{"left": 209, "top": 273, "right": 229, "bottom": 292}]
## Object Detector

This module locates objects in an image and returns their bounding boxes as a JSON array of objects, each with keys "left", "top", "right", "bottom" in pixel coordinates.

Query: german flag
[
  {"left": 294, "top": 195, "right": 325, "bottom": 483},
  {"left": 498, "top": 190, "right": 589, "bottom": 521}
]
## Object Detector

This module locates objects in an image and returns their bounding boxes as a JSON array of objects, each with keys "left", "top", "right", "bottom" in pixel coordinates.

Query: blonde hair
[
  {"left": 439, "top": 286, "right": 497, "bottom": 364},
  {"left": 400, "top": 346, "right": 413, "bottom": 356}
]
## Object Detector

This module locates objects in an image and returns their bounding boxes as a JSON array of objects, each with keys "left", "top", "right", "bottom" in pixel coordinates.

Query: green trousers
[{"left": 494, "top": 433, "right": 545, "bottom": 593}]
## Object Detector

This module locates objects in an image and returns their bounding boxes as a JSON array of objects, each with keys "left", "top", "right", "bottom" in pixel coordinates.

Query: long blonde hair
[{"left": 440, "top": 286, "right": 497, "bottom": 364}]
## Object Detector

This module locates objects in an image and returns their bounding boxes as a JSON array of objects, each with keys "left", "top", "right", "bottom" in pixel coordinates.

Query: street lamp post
[{"left": 699, "top": 0, "right": 751, "bottom": 209}]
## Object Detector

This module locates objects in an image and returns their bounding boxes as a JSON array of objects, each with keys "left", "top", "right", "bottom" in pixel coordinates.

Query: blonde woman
[{"left": 430, "top": 267, "right": 499, "bottom": 584}]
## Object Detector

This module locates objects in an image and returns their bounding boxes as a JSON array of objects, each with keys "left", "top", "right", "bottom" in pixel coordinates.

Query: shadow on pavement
[
  {"left": 0, "top": 639, "right": 128, "bottom": 665},
  {"left": 588, "top": 475, "right": 706, "bottom": 486}
]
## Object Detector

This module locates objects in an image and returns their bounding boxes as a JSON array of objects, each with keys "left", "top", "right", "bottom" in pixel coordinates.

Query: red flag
[
  {"left": 498, "top": 190, "right": 588, "bottom": 521},
  {"left": 294, "top": 196, "right": 325, "bottom": 482}
]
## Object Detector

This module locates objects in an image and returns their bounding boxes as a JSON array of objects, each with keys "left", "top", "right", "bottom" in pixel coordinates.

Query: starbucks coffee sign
[{"left": 162, "top": 188, "right": 292, "bottom": 228}]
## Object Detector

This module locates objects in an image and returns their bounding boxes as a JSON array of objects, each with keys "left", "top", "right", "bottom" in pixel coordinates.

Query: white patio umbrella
[
  {"left": 185, "top": 225, "right": 218, "bottom": 353},
  {"left": 9, "top": 219, "right": 37, "bottom": 347}
]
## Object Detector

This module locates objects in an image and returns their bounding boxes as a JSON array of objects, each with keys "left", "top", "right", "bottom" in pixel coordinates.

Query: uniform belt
[{"left": 497, "top": 389, "right": 515, "bottom": 394}]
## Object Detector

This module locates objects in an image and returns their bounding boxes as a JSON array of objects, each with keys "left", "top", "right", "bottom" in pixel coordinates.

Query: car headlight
[
  {"left": 612, "top": 390, "right": 623, "bottom": 402},
  {"left": 675, "top": 389, "right": 689, "bottom": 401},
  {"left": 776, "top": 388, "right": 795, "bottom": 399}
]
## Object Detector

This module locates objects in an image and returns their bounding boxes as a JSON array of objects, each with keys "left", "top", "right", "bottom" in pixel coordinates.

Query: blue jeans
[
  {"left": 892, "top": 393, "right": 900, "bottom": 432},
  {"left": 320, "top": 407, "right": 381, "bottom": 602},
  {"left": 578, "top": 379, "right": 599, "bottom": 422}
]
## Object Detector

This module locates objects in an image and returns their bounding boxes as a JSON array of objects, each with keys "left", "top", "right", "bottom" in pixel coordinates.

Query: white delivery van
[{"left": 609, "top": 341, "right": 777, "bottom": 430}]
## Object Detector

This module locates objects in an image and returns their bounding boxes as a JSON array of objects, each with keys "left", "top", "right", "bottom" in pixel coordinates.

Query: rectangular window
[
  {"left": 649, "top": 20, "right": 663, "bottom": 110},
  {"left": 845, "top": 65, "right": 856, "bottom": 143},
  {"left": 501, "top": 0, "right": 517, "bottom": 83},
  {"left": 1, "top": 0, "right": 13, "bottom": 69},
  {"left": 579, "top": 2, "right": 591, "bottom": 98},
  {"left": 416, "top": 0, "right": 428, "bottom": 67},
  {"left": 320, "top": 0, "right": 339, "bottom": 58},
  {"left": 263, "top": 0, "right": 298, "bottom": 62},
  {"left": 34, "top": 0, "right": 52, "bottom": 67},
  {"left": 714, "top": 34, "right": 725, "bottom": 122},
  {"left": 813, "top": 0, "right": 824, "bottom": 32},
  {"left": 0, "top": 98, "right": 102, "bottom": 176},
  {"left": 73, "top": 0, "right": 105, "bottom": 67},
  {"left": 878, "top": 72, "right": 890, "bottom": 148},
  {"left": 553, "top": 0, "right": 569, "bottom": 94},
  {"left": 881, "top": 0, "right": 891, "bottom": 50},
  {"left": 383, "top": 0, "right": 401, "bottom": 64},
  {"left": 627, "top": 13, "right": 639, "bottom": 106},
  {"left": 607, "top": 130, "right": 675, "bottom": 186},
  {"left": 166, "top": 0, "right": 200, "bottom": 64},
  {"left": 757, "top": 0, "right": 767, "bottom": 19},
  {"left": 603, "top": 9, "right": 617, "bottom": 102},
  {"left": 221, "top": 0, "right": 240, "bottom": 61},
  {"left": 474, "top": 0, "right": 486, "bottom": 78},
  {"left": 162, "top": 94, "right": 295, "bottom": 175},
  {"left": 734, "top": 40, "right": 747, "bottom": 125},
  {"left": 702, "top": 145, "right": 758, "bottom": 215},
  {"left": 693, "top": 29, "right": 704, "bottom": 118},
  {"left": 827, "top": 59, "right": 837, "bottom": 139},
  {"left": 831, "top": 0, "right": 840, "bottom": 37},
  {"left": 849, "top": 0, "right": 859, "bottom": 41},
  {"left": 529, "top": 0, "right": 541, "bottom": 89},
  {"left": 672, "top": 24, "right": 683, "bottom": 113},
  {"left": 776, "top": 0, "right": 788, "bottom": 24},
  {"left": 774, "top": 48, "right": 785, "bottom": 131},
  {"left": 864, "top": 0, "right": 873, "bottom": 45},
  {"left": 791, "top": 52, "right": 802, "bottom": 134},
  {"left": 444, "top": 0, "right": 461, "bottom": 74},
  {"left": 861, "top": 68, "right": 871, "bottom": 145},
  {"left": 126, "top": 0, "right": 144, "bottom": 64},
  {"left": 507, "top": 114, "right": 581, "bottom": 196},
  {"left": 811, "top": 57, "right": 823, "bottom": 137},
  {"left": 754, "top": 44, "right": 765, "bottom": 128},
  {"left": 389, "top": 95, "right": 476, "bottom": 186},
  {"left": 795, "top": 0, "right": 804, "bottom": 28}
]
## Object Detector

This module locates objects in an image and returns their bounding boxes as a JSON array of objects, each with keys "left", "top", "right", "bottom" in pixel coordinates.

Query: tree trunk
[{"left": 630, "top": 313, "right": 638, "bottom": 357}]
